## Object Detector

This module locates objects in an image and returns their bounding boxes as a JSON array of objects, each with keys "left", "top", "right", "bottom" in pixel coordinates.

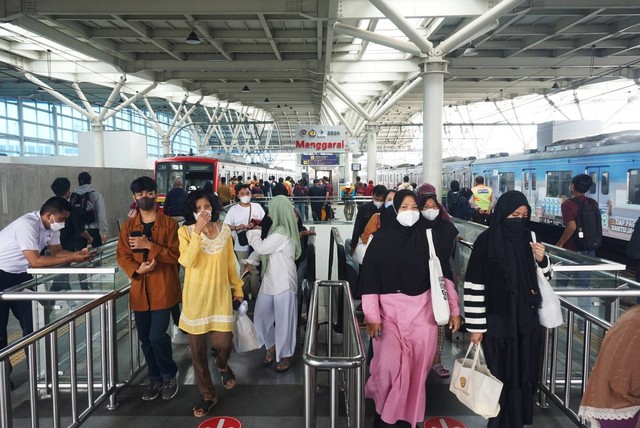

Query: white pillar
[
  {"left": 421, "top": 60, "right": 448, "bottom": 193},
  {"left": 344, "top": 151, "right": 352, "bottom": 183},
  {"left": 91, "top": 123, "right": 105, "bottom": 167},
  {"left": 367, "top": 127, "right": 377, "bottom": 183}
]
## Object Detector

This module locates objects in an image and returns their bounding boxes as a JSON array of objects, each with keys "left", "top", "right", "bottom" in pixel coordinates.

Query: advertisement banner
[
  {"left": 301, "top": 154, "right": 339, "bottom": 166},
  {"left": 294, "top": 125, "right": 346, "bottom": 153}
]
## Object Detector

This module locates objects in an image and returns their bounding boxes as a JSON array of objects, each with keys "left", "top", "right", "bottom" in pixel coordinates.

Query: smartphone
[{"left": 130, "top": 231, "right": 144, "bottom": 253}]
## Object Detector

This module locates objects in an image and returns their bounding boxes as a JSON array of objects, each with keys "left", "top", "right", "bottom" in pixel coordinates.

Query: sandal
[
  {"left": 219, "top": 366, "right": 236, "bottom": 390},
  {"left": 276, "top": 357, "right": 292, "bottom": 373},
  {"left": 431, "top": 363, "right": 450, "bottom": 378},
  {"left": 192, "top": 398, "right": 217, "bottom": 418},
  {"left": 263, "top": 347, "right": 275, "bottom": 366}
]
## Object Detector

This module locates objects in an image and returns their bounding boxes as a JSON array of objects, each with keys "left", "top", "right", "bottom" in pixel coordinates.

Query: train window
[
  {"left": 523, "top": 172, "right": 529, "bottom": 190},
  {"left": 601, "top": 172, "right": 609, "bottom": 195},
  {"left": 628, "top": 170, "right": 640, "bottom": 204},
  {"left": 499, "top": 172, "right": 515, "bottom": 192},
  {"left": 532, "top": 173, "right": 537, "bottom": 190},
  {"left": 588, "top": 172, "right": 597, "bottom": 194},
  {"left": 546, "top": 171, "right": 572, "bottom": 198}
]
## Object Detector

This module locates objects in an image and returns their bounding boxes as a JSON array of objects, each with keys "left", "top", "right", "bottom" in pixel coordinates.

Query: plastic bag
[{"left": 232, "top": 302, "right": 261, "bottom": 353}]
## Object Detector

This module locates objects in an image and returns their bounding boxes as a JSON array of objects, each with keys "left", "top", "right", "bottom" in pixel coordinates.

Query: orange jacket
[{"left": 116, "top": 211, "right": 181, "bottom": 312}]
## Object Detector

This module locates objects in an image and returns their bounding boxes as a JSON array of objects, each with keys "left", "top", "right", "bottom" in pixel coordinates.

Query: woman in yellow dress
[{"left": 177, "top": 190, "right": 244, "bottom": 417}]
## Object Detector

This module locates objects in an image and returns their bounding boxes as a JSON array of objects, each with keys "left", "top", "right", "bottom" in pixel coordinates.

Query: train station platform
[{"left": 2, "top": 201, "right": 640, "bottom": 428}]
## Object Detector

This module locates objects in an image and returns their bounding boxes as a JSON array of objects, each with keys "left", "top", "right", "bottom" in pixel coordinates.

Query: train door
[
  {"left": 522, "top": 168, "right": 537, "bottom": 210},
  {"left": 585, "top": 166, "right": 610, "bottom": 219}
]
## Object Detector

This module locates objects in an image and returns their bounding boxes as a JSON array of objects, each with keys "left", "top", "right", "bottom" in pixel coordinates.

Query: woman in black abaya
[{"left": 463, "top": 190, "right": 551, "bottom": 428}]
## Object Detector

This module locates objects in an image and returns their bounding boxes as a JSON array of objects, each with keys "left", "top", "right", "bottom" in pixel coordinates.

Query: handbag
[
  {"left": 531, "top": 232, "right": 563, "bottom": 328},
  {"left": 232, "top": 303, "right": 261, "bottom": 353},
  {"left": 236, "top": 204, "right": 252, "bottom": 246},
  {"left": 450, "top": 343, "right": 503, "bottom": 419},
  {"left": 426, "top": 229, "right": 450, "bottom": 325},
  {"left": 353, "top": 235, "right": 372, "bottom": 265}
]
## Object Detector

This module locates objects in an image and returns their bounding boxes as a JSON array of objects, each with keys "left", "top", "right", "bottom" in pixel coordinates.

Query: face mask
[
  {"left": 194, "top": 210, "right": 212, "bottom": 220},
  {"left": 396, "top": 210, "right": 420, "bottom": 227},
  {"left": 384, "top": 200, "right": 393, "bottom": 208},
  {"left": 49, "top": 215, "right": 66, "bottom": 232},
  {"left": 136, "top": 196, "right": 156, "bottom": 211},
  {"left": 373, "top": 200, "right": 383, "bottom": 209},
  {"left": 421, "top": 208, "right": 440, "bottom": 221},
  {"left": 503, "top": 217, "right": 526, "bottom": 235},
  {"left": 239, "top": 196, "right": 251, "bottom": 204}
]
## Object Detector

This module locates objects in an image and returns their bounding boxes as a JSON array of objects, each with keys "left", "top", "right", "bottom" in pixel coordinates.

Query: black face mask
[
  {"left": 503, "top": 217, "right": 526, "bottom": 237},
  {"left": 136, "top": 197, "right": 156, "bottom": 211}
]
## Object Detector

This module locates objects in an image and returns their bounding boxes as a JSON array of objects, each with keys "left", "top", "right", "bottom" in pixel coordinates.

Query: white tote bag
[
  {"left": 450, "top": 343, "right": 504, "bottom": 419},
  {"left": 426, "top": 229, "right": 450, "bottom": 325},
  {"left": 353, "top": 234, "right": 372, "bottom": 265},
  {"left": 531, "top": 232, "right": 563, "bottom": 329},
  {"left": 232, "top": 307, "right": 261, "bottom": 353}
]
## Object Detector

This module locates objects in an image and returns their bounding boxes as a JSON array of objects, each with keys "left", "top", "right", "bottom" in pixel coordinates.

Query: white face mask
[
  {"left": 239, "top": 196, "right": 251, "bottom": 204},
  {"left": 421, "top": 208, "right": 440, "bottom": 221},
  {"left": 384, "top": 200, "right": 393, "bottom": 208},
  {"left": 49, "top": 216, "right": 65, "bottom": 232},
  {"left": 373, "top": 200, "right": 383, "bottom": 209},
  {"left": 194, "top": 210, "right": 212, "bottom": 220},
  {"left": 396, "top": 210, "right": 420, "bottom": 227}
]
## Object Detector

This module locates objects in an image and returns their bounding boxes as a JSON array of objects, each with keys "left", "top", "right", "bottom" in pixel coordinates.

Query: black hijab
[
  {"left": 418, "top": 193, "right": 459, "bottom": 280},
  {"left": 359, "top": 190, "right": 430, "bottom": 296},
  {"left": 488, "top": 191, "right": 540, "bottom": 311}
]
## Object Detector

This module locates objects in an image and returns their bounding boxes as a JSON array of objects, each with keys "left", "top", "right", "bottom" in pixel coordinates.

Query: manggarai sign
[{"left": 294, "top": 126, "right": 346, "bottom": 152}]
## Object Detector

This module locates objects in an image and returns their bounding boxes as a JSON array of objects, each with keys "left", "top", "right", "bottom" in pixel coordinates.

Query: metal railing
[{"left": 303, "top": 280, "right": 365, "bottom": 428}]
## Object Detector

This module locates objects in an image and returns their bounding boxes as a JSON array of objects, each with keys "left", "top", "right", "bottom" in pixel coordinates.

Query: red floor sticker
[
  {"left": 424, "top": 416, "right": 467, "bottom": 428},
  {"left": 198, "top": 416, "right": 242, "bottom": 428}
]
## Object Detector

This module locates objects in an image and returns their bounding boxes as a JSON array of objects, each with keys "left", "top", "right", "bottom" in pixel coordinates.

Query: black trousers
[{"left": 0, "top": 270, "right": 34, "bottom": 351}]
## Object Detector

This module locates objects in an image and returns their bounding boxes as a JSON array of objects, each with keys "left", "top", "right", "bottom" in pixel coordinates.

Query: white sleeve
[
  {"left": 17, "top": 220, "right": 41, "bottom": 251},
  {"left": 247, "top": 230, "right": 288, "bottom": 255},
  {"left": 252, "top": 203, "right": 265, "bottom": 220},
  {"left": 223, "top": 207, "right": 236, "bottom": 225}
]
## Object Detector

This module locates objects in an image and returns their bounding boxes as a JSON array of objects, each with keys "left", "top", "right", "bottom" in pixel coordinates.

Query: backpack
[
  {"left": 70, "top": 191, "right": 96, "bottom": 225},
  {"left": 626, "top": 217, "right": 640, "bottom": 259},
  {"left": 571, "top": 197, "right": 602, "bottom": 251}
]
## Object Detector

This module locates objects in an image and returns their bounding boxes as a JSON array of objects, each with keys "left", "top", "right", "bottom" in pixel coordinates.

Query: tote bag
[
  {"left": 426, "top": 229, "right": 450, "bottom": 325},
  {"left": 232, "top": 304, "right": 261, "bottom": 353},
  {"left": 353, "top": 235, "right": 372, "bottom": 265},
  {"left": 531, "top": 232, "right": 563, "bottom": 328},
  {"left": 450, "top": 343, "right": 503, "bottom": 419}
]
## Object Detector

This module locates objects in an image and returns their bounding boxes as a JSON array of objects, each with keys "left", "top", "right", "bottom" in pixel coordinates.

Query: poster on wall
[{"left": 293, "top": 126, "right": 347, "bottom": 153}]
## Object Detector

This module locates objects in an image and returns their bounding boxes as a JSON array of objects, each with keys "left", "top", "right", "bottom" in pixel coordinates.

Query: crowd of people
[{"left": 1, "top": 169, "right": 637, "bottom": 427}]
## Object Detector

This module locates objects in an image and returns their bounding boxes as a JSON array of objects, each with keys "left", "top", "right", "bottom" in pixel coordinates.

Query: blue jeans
[
  {"left": 134, "top": 307, "right": 178, "bottom": 382},
  {"left": 294, "top": 201, "right": 306, "bottom": 222}
]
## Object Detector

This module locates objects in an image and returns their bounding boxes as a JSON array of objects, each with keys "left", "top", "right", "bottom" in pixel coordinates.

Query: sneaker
[
  {"left": 162, "top": 372, "right": 179, "bottom": 400},
  {"left": 142, "top": 381, "right": 162, "bottom": 401}
]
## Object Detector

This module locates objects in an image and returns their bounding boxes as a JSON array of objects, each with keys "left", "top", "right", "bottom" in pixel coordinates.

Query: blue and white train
[{"left": 378, "top": 130, "right": 640, "bottom": 241}]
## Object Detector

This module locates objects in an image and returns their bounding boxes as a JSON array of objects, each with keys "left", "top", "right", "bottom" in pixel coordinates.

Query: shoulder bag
[
  {"left": 531, "top": 232, "right": 563, "bottom": 328},
  {"left": 427, "top": 229, "right": 450, "bottom": 325}
]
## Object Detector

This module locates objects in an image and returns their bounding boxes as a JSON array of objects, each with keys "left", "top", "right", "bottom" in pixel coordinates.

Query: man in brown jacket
[{"left": 117, "top": 176, "right": 181, "bottom": 401}]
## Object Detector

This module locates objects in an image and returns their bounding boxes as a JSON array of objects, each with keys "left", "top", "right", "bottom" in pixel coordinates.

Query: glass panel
[
  {"left": 546, "top": 171, "right": 572, "bottom": 198},
  {"left": 588, "top": 172, "right": 597, "bottom": 194},
  {"left": 499, "top": 172, "right": 515, "bottom": 192},
  {"left": 628, "top": 170, "right": 640, "bottom": 204},
  {"left": 601, "top": 172, "right": 609, "bottom": 195},
  {"left": 523, "top": 172, "right": 529, "bottom": 190},
  {"left": 532, "top": 173, "right": 537, "bottom": 190}
]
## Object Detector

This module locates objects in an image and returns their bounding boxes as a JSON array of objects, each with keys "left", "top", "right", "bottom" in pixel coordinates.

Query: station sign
[
  {"left": 424, "top": 417, "right": 466, "bottom": 428},
  {"left": 198, "top": 416, "right": 242, "bottom": 428},
  {"left": 301, "top": 153, "right": 339, "bottom": 166},
  {"left": 294, "top": 125, "right": 346, "bottom": 153}
]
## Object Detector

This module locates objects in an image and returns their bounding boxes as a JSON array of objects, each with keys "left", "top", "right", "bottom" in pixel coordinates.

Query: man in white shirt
[
  {"left": 0, "top": 197, "right": 92, "bottom": 353},
  {"left": 223, "top": 185, "right": 265, "bottom": 298}
]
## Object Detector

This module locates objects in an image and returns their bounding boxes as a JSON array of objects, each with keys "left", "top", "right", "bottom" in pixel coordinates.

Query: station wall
[{"left": 0, "top": 163, "right": 152, "bottom": 235}]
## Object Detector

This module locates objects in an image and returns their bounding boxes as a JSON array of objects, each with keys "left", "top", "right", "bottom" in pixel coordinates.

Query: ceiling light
[
  {"left": 185, "top": 31, "right": 201, "bottom": 45},
  {"left": 463, "top": 44, "right": 478, "bottom": 57},
  {"left": 264, "top": 97, "right": 270, "bottom": 103},
  {"left": 277, "top": 104, "right": 281, "bottom": 108},
  {"left": 484, "top": 97, "right": 490, "bottom": 102},
  {"left": 551, "top": 82, "right": 560, "bottom": 89},
  {"left": 242, "top": 85, "right": 250, "bottom": 93}
]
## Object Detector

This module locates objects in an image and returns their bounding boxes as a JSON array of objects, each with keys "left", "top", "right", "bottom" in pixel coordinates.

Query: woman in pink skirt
[{"left": 359, "top": 189, "right": 461, "bottom": 427}]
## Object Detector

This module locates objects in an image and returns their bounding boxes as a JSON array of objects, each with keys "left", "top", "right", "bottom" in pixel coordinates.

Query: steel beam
[{"left": 369, "top": 0, "right": 433, "bottom": 54}]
